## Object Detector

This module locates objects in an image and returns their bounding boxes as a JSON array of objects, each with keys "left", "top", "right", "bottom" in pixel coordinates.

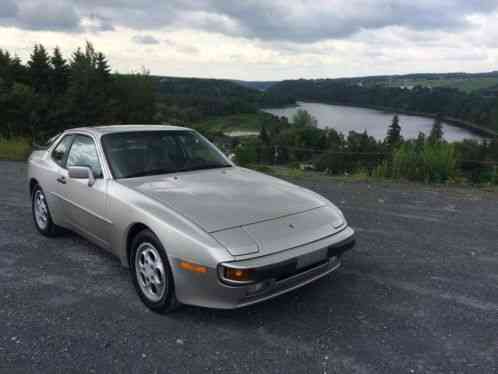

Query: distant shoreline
[{"left": 265, "top": 101, "right": 498, "bottom": 139}]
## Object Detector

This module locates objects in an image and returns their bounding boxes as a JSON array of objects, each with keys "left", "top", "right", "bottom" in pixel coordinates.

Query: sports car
[{"left": 28, "top": 125, "right": 355, "bottom": 313}]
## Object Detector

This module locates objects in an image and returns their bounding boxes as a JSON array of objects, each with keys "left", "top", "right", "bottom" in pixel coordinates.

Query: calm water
[{"left": 263, "top": 102, "right": 481, "bottom": 142}]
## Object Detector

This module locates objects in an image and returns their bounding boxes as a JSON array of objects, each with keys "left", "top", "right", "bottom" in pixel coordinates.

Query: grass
[
  {"left": 246, "top": 164, "right": 498, "bottom": 196},
  {"left": 191, "top": 112, "right": 274, "bottom": 133},
  {"left": 0, "top": 138, "right": 32, "bottom": 161},
  {"left": 386, "top": 77, "right": 498, "bottom": 93}
]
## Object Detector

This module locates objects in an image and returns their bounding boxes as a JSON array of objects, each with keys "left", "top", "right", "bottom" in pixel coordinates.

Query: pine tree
[
  {"left": 0, "top": 49, "right": 13, "bottom": 86},
  {"left": 259, "top": 123, "right": 270, "bottom": 144},
  {"left": 95, "top": 52, "right": 111, "bottom": 81},
  {"left": 50, "top": 47, "right": 69, "bottom": 94},
  {"left": 67, "top": 43, "right": 114, "bottom": 125},
  {"left": 28, "top": 44, "right": 52, "bottom": 94},
  {"left": 415, "top": 131, "right": 426, "bottom": 151},
  {"left": 386, "top": 114, "right": 402, "bottom": 148},
  {"left": 428, "top": 114, "right": 444, "bottom": 144}
]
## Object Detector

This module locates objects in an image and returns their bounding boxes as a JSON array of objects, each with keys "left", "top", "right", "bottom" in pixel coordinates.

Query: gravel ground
[{"left": 1, "top": 161, "right": 497, "bottom": 374}]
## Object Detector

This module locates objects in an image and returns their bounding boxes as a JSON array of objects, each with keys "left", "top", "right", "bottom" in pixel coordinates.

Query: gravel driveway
[{"left": 1, "top": 161, "right": 497, "bottom": 373}]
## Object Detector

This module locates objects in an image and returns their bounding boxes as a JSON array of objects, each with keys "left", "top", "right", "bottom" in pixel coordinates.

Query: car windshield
[{"left": 101, "top": 130, "right": 232, "bottom": 179}]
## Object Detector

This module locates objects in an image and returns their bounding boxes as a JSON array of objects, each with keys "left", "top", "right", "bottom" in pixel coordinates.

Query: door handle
[{"left": 56, "top": 176, "right": 67, "bottom": 184}]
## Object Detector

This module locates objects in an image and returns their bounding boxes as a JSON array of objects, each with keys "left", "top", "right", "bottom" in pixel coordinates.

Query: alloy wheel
[
  {"left": 34, "top": 190, "right": 49, "bottom": 230},
  {"left": 135, "top": 242, "right": 167, "bottom": 302}
]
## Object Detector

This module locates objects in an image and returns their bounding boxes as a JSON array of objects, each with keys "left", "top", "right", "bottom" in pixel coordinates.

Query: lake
[{"left": 263, "top": 102, "right": 481, "bottom": 142}]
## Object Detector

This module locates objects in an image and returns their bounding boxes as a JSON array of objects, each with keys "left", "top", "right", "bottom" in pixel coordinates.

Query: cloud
[
  {"left": 2, "top": 0, "right": 498, "bottom": 81},
  {"left": 164, "top": 38, "right": 199, "bottom": 55},
  {"left": 132, "top": 34, "right": 160, "bottom": 45},
  {"left": 16, "top": 0, "right": 80, "bottom": 31},
  {"left": 0, "top": 0, "right": 18, "bottom": 18},
  {"left": 3, "top": 1, "right": 498, "bottom": 43},
  {"left": 81, "top": 14, "right": 114, "bottom": 32},
  {"left": 196, "top": 0, "right": 498, "bottom": 42}
]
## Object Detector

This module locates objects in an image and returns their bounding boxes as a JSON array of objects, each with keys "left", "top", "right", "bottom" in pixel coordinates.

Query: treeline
[
  {"left": 262, "top": 79, "right": 498, "bottom": 134},
  {"left": 234, "top": 111, "right": 498, "bottom": 184},
  {"left": 154, "top": 76, "right": 260, "bottom": 124},
  {"left": 0, "top": 43, "right": 156, "bottom": 139},
  {"left": 0, "top": 43, "right": 269, "bottom": 139}
]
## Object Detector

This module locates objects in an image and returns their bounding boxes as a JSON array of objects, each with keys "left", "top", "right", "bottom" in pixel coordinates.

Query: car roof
[{"left": 66, "top": 124, "right": 192, "bottom": 136}]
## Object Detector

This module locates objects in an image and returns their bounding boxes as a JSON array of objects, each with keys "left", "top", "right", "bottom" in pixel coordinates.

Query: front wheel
[
  {"left": 32, "top": 185, "right": 61, "bottom": 237},
  {"left": 131, "top": 229, "right": 180, "bottom": 313}
]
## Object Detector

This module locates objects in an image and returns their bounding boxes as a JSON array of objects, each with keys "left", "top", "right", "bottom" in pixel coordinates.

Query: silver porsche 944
[{"left": 28, "top": 125, "right": 355, "bottom": 313}]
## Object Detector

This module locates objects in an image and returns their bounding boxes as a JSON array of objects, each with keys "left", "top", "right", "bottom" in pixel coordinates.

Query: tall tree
[
  {"left": 292, "top": 109, "right": 318, "bottom": 127},
  {"left": 0, "top": 50, "right": 13, "bottom": 86},
  {"left": 28, "top": 44, "right": 52, "bottom": 94},
  {"left": 95, "top": 52, "right": 111, "bottom": 81},
  {"left": 259, "top": 122, "right": 270, "bottom": 144},
  {"left": 386, "top": 114, "right": 402, "bottom": 148},
  {"left": 428, "top": 114, "right": 444, "bottom": 144},
  {"left": 50, "top": 47, "right": 69, "bottom": 94}
]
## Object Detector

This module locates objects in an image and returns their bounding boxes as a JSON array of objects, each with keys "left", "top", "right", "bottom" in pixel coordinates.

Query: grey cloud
[
  {"left": 17, "top": 0, "right": 80, "bottom": 31},
  {"left": 132, "top": 35, "right": 160, "bottom": 45},
  {"left": 2, "top": 0, "right": 498, "bottom": 43},
  {"left": 83, "top": 14, "right": 114, "bottom": 32},
  {"left": 0, "top": 0, "right": 18, "bottom": 18},
  {"left": 199, "top": 0, "right": 498, "bottom": 42}
]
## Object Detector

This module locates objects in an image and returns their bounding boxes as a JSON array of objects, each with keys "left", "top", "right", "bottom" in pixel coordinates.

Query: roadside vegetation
[
  {"left": 0, "top": 137, "right": 31, "bottom": 161},
  {"left": 1, "top": 42, "right": 497, "bottom": 186},
  {"left": 230, "top": 112, "right": 498, "bottom": 186}
]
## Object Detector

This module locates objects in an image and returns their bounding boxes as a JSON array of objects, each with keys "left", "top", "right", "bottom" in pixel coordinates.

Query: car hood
[{"left": 118, "top": 167, "right": 327, "bottom": 233}]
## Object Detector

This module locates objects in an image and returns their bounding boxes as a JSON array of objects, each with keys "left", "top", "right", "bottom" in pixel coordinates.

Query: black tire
[
  {"left": 130, "top": 229, "right": 180, "bottom": 314},
  {"left": 31, "top": 185, "right": 61, "bottom": 237}
]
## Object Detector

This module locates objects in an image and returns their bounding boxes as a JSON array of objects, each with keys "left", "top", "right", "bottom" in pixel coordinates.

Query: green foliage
[
  {"left": 428, "top": 115, "right": 444, "bottom": 144},
  {"left": 250, "top": 165, "right": 274, "bottom": 174},
  {"left": 375, "top": 141, "right": 457, "bottom": 183},
  {"left": 292, "top": 109, "right": 317, "bottom": 127},
  {"left": 262, "top": 78, "right": 498, "bottom": 135},
  {"left": 0, "top": 137, "right": 31, "bottom": 160},
  {"left": 455, "top": 139, "right": 498, "bottom": 184},
  {"left": 192, "top": 112, "right": 281, "bottom": 133},
  {"left": 259, "top": 123, "right": 270, "bottom": 144},
  {"left": 234, "top": 143, "right": 259, "bottom": 166},
  {"left": 153, "top": 76, "right": 260, "bottom": 123},
  {"left": 386, "top": 115, "right": 402, "bottom": 148},
  {"left": 0, "top": 43, "right": 157, "bottom": 140}
]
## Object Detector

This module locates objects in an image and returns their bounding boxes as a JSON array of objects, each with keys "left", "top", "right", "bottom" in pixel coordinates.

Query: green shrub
[
  {"left": 374, "top": 142, "right": 457, "bottom": 183},
  {"left": 0, "top": 138, "right": 32, "bottom": 161},
  {"left": 234, "top": 144, "right": 259, "bottom": 166},
  {"left": 288, "top": 161, "right": 301, "bottom": 170},
  {"left": 250, "top": 165, "right": 273, "bottom": 174}
]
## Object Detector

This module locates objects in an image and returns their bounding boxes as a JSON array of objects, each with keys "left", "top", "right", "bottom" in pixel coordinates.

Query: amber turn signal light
[
  {"left": 223, "top": 267, "right": 253, "bottom": 282},
  {"left": 179, "top": 261, "right": 207, "bottom": 274}
]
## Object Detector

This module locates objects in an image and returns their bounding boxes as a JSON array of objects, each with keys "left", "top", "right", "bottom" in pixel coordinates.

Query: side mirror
[
  {"left": 68, "top": 166, "right": 96, "bottom": 187},
  {"left": 228, "top": 153, "right": 236, "bottom": 163}
]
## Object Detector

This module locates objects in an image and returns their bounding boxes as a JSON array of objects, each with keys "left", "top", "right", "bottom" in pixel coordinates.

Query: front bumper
[{"left": 172, "top": 226, "right": 355, "bottom": 309}]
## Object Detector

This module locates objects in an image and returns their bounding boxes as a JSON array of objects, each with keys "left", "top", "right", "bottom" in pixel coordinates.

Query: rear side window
[
  {"left": 66, "top": 135, "right": 103, "bottom": 178},
  {"left": 51, "top": 135, "right": 74, "bottom": 167}
]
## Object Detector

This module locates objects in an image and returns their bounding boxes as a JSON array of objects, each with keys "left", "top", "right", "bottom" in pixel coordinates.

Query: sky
[{"left": 1, "top": 0, "right": 498, "bottom": 80}]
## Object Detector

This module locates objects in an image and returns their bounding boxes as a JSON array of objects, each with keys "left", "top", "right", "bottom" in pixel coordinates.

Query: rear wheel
[
  {"left": 131, "top": 229, "right": 180, "bottom": 313},
  {"left": 32, "top": 185, "right": 61, "bottom": 237}
]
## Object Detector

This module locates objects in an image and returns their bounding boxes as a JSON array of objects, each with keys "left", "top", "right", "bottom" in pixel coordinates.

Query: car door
[
  {"left": 60, "top": 134, "right": 111, "bottom": 249},
  {"left": 47, "top": 134, "right": 75, "bottom": 227}
]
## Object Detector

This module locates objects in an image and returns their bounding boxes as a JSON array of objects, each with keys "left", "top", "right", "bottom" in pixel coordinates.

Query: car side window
[
  {"left": 66, "top": 135, "right": 103, "bottom": 178},
  {"left": 51, "top": 135, "right": 74, "bottom": 167}
]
